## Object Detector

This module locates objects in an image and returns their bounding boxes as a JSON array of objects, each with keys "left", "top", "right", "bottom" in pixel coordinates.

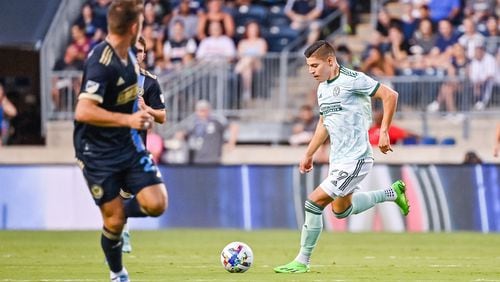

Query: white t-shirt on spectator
[
  {"left": 195, "top": 35, "right": 236, "bottom": 61},
  {"left": 469, "top": 51, "right": 496, "bottom": 83}
]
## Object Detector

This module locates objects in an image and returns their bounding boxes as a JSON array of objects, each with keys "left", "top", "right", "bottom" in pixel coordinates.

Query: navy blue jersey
[
  {"left": 74, "top": 41, "right": 143, "bottom": 159},
  {"left": 138, "top": 68, "right": 165, "bottom": 144}
]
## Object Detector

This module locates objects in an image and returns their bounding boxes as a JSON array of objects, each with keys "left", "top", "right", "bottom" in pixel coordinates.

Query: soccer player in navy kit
[
  {"left": 73, "top": 1, "right": 168, "bottom": 281},
  {"left": 120, "top": 35, "right": 166, "bottom": 253}
]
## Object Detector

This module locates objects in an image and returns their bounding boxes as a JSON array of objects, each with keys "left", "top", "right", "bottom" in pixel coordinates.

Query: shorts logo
[
  {"left": 85, "top": 80, "right": 100, "bottom": 94},
  {"left": 91, "top": 184, "right": 104, "bottom": 199}
]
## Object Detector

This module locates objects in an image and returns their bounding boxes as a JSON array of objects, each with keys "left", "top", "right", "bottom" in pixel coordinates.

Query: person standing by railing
[{"left": 0, "top": 83, "right": 17, "bottom": 145}]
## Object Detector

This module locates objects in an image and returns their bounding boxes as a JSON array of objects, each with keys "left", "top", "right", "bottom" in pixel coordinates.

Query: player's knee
[
  {"left": 103, "top": 216, "right": 126, "bottom": 233},
  {"left": 144, "top": 200, "right": 167, "bottom": 217},
  {"left": 332, "top": 205, "right": 353, "bottom": 219}
]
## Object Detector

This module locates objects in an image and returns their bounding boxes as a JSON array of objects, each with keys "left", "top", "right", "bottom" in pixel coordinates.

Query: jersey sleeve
[
  {"left": 353, "top": 71, "right": 380, "bottom": 97},
  {"left": 78, "top": 52, "right": 111, "bottom": 104},
  {"left": 144, "top": 79, "right": 165, "bottom": 110}
]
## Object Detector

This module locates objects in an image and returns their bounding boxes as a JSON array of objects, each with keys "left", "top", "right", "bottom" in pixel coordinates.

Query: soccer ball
[{"left": 220, "top": 241, "right": 254, "bottom": 273}]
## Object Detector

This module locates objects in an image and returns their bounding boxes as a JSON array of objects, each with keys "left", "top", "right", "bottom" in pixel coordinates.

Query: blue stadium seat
[
  {"left": 402, "top": 136, "right": 418, "bottom": 145},
  {"left": 440, "top": 137, "right": 456, "bottom": 145},
  {"left": 234, "top": 5, "right": 268, "bottom": 27},
  {"left": 265, "top": 26, "right": 300, "bottom": 52},
  {"left": 420, "top": 136, "right": 438, "bottom": 145}
]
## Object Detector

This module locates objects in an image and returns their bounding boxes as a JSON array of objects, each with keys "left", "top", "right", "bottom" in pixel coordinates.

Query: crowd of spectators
[{"left": 355, "top": 0, "right": 499, "bottom": 113}]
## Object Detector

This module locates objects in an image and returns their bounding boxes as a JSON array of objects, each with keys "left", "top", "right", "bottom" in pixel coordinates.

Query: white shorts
[{"left": 320, "top": 158, "right": 374, "bottom": 199}]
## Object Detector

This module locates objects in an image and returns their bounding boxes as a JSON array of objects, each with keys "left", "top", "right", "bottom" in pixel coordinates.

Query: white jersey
[{"left": 317, "top": 66, "right": 380, "bottom": 164}]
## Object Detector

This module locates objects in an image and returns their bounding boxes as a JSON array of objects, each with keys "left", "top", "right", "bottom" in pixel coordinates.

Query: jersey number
[{"left": 140, "top": 156, "right": 156, "bottom": 172}]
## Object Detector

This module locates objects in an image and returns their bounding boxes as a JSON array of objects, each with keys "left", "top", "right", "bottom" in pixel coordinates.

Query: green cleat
[
  {"left": 274, "top": 261, "right": 310, "bottom": 273},
  {"left": 392, "top": 180, "right": 410, "bottom": 216}
]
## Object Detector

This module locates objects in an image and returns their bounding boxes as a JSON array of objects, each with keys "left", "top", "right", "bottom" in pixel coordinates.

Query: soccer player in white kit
[{"left": 274, "top": 40, "right": 410, "bottom": 274}]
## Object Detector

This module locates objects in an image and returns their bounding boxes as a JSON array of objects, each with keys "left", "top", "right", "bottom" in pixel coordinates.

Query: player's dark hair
[
  {"left": 304, "top": 40, "right": 335, "bottom": 59},
  {"left": 138, "top": 36, "right": 146, "bottom": 50},
  {"left": 107, "top": 0, "right": 144, "bottom": 36}
]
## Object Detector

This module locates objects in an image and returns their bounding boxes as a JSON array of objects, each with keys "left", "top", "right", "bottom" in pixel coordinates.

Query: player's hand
[
  {"left": 138, "top": 96, "right": 147, "bottom": 111},
  {"left": 128, "top": 110, "right": 153, "bottom": 130},
  {"left": 378, "top": 131, "right": 393, "bottom": 154},
  {"left": 299, "top": 155, "right": 314, "bottom": 174}
]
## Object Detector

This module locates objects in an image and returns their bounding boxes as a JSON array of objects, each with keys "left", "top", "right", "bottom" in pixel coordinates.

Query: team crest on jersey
[
  {"left": 333, "top": 86, "right": 340, "bottom": 97},
  {"left": 85, "top": 80, "right": 100, "bottom": 94},
  {"left": 91, "top": 184, "right": 104, "bottom": 199},
  {"left": 138, "top": 87, "right": 144, "bottom": 97}
]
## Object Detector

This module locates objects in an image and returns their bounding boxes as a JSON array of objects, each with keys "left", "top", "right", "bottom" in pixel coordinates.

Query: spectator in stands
[
  {"left": 385, "top": 25, "right": 412, "bottom": 75},
  {"left": 0, "top": 83, "right": 17, "bottom": 146},
  {"left": 75, "top": 2, "right": 106, "bottom": 44},
  {"left": 427, "top": 43, "right": 468, "bottom": 113},
  {"left": 289, "top": 104, "right": 319, "bottom": 146},
  {"left": 51, "top": 45, "right": 84, "bottom": 111},
  {"left": 483, "top": 15, "right": 499, "bottom": 55},
  {"left": 463, "top": 150, "right": 483, "bottom": 164},
  {"left": 284, "top": 0, "right": 324, "bottom": 46},
  {"left": 148, "top": 0, "right": 173, "bottom": 26},
  {"left": 68, "top": 23, "right": 92, "bottom": 62},
  {"left": 399, "top": 1, "right": 418, "bottom": 41},
  {"left": 375, "top": 8, "right": 395, "bottom": 39},
  {"left": 410, "top": 18, "right": 437, "bottom": 56},
  {"left": 146, "top": 127, "right": 165, "bottom": 164},
  {"left": 324, "top": 0, "right": 354, "bottom": 34},
  {"left": 336, "top": 44, "right": 359, "bottom": 70},
  {"left": 197, "top": 0, "right": 235, "bottom": 41},
  {"left": 464, "top": 0, "right": 496, "bottom": 28},
  {"left": 185, "top": 100, "right": 239, "bottom": 164},
  {"left": 427, "top": 0, "right": 461, "bottom": 24},
  {"left": 469, "top": 43, "right": 496, "bottom": 110},
  {"left": 196, "top": 21, "right": 236, "bottom": 62},
  {"left": 169, "top": 0, "right": 200, "bottom": 40},
  {"left": 163, "top": 20, "right": 197, "bottom": 72},
  {"left": 359, "top": 46, "right": 395, "bottom": 77},
  {"left": 142, "top": 24, "right": 161, "bottom": 70},
  {"left": 458, "top": 17, "right": 486, "bottom": 59},
  {"left": 431, "top": 19, "right": 459, "bottom": 55},
  {"left": 91, "top": 0, "right": 112, "bottom": 31},
  {"left": 234, "top": 21, "right": 268, "bottom": 104},
  {"left": 368, "top": 110, "right": 417, "bottom": 145}
]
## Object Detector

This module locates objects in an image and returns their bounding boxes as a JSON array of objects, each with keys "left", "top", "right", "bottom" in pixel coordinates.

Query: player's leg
[
  {"left": 331, "top": 160, "right": 409, "bottom": 218},
  {"left": 123, "top": 151, "right": 168, "bottom": 218},
  {"left": 274, "top": 187, "right": 333, "bottom": 273},
  {"left": 99, "top": 196, "right": 129, "bottom": 282},
  {"left": 119, "top": 189, "right": 133, "bottom": 253},
  {"left": 133, "top": 183, "right": 168, "bottom": 217}
]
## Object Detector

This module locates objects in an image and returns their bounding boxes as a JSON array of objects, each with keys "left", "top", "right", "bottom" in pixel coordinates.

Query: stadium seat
[
  {"left": 440, "top": 137, "right": 456, "bottom": 145},
  {"left": 420, "top": 136, "right": 438, "bottom": 145},
  {"left": 402, "top": 136, "right": 418, "bottom": 145}
]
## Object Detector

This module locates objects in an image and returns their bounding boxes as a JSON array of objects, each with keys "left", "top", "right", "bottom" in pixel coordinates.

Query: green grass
[{"left": 1, "top": 230, "right": 500, "bottom": 281}]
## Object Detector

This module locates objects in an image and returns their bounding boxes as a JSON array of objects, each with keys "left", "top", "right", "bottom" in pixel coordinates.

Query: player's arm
[
  {"left": 138, "top": 79, "right": 166, "bottom": 124},
  {"left": 299, "top": 115, "right": 328, "bottom": 173},
  {"left": 138, "top": 96, "right": 166, "bottom": 124},
  {"left": 372, "top": 84, "right": 398, "bottom": 154},
  {"left": 75, "top": 98, "right": 152, "bottom": 130}
]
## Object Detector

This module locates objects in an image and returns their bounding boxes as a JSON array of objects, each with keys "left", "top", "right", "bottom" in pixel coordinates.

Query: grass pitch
[{"left": 1, "top": 230, "right": 500, "bottom": 281}]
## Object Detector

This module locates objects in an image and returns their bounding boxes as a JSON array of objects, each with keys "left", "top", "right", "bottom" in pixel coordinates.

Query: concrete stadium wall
[{"left": 0, "top": 164, "right": 499, "bottom": 232}]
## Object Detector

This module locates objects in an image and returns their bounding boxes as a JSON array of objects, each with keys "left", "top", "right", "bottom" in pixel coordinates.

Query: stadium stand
[{"left": 0, "top": 0, "right": 498, "bottom": 164}]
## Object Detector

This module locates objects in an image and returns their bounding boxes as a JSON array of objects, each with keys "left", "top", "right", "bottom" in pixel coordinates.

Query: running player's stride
[
  {"left": 73, "top": 1, "right": 168, "bottom": 281},
  {"left": 274, "top": 40, "right": 409, "bottom": 274}
]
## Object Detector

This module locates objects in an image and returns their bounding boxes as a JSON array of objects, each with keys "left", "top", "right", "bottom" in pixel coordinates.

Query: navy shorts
[{"left": 77, "top": 150, "right": 163, "bottom": 206}]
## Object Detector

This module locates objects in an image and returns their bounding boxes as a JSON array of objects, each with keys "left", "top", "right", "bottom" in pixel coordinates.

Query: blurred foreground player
[
  {"left": 274, "top": 40, "right": 409, "bottom": 273},
  {"left": 120, "top": 35, "right": 166, "bottom": 253},
  {"left": 73, "top": 1, "right": 168, "bottom": 281}
]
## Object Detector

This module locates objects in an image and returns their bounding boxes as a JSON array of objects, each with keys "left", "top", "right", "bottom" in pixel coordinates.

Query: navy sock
[
  {"left": 101, "top": 227, "right": 123, "bottom": 273},
  {"left": 124, "top": 197, "right": 148, "bottom": 218}
]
